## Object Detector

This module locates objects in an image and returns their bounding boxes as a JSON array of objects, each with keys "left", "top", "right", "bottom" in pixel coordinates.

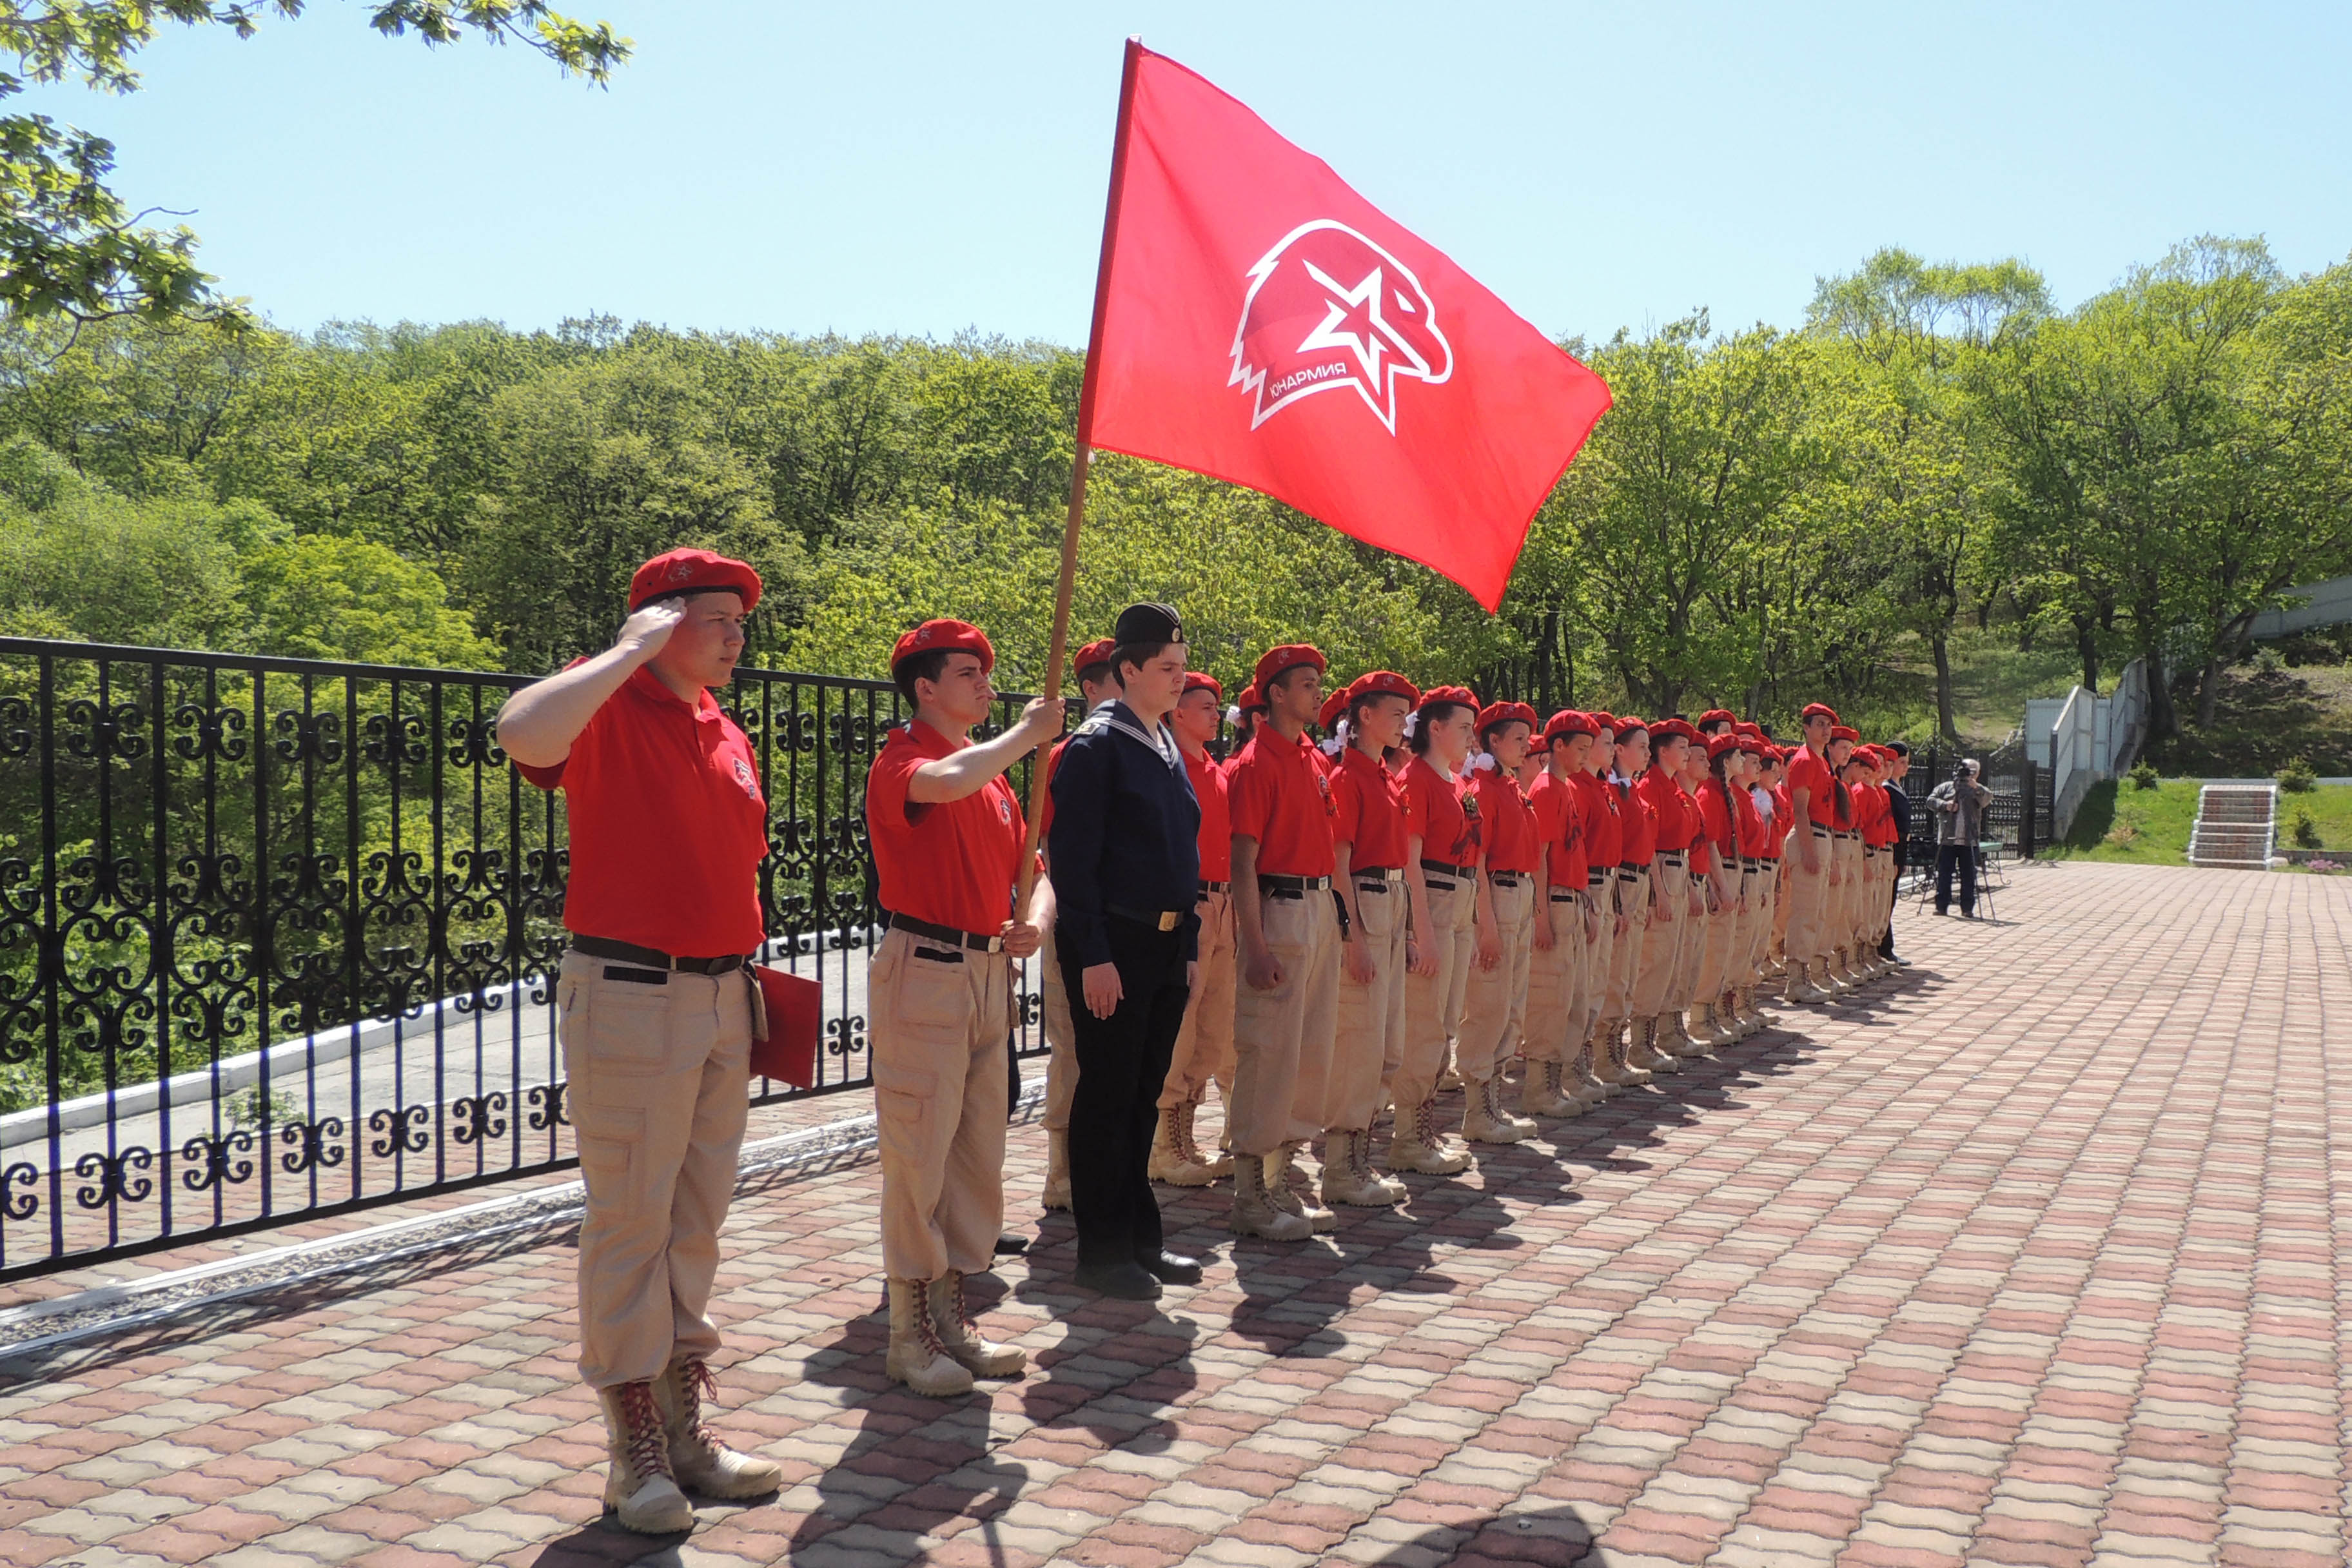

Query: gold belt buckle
[{"left": 1157, "top": 911, "right": 1179, "bottom": 932}]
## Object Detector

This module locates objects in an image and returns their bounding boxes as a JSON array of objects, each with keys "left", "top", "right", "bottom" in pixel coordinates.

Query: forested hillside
[{"left": 2, "top": 237, "right": 2346, "bottom": 747}]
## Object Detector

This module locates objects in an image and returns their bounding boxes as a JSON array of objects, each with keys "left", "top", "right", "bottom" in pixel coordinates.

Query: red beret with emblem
[
  {"left": 1252, "top": 643, "right": 1327, "bottom": 690},
  {"left": 1706, "top": 732, "right": 1743, "bottom": 759},
  {"left": 1072, "top": 638, "right": 1117, "bottom": 679},
  {"left": 1184, "top": 671, "right": 1223, "bottom": 701},
  {"left": 1348, "top": 670, "right": 1422, "bottom": 709},
  {"left": 1734, "top": 721, "right": 1765, "bottom": 740},
  {"left": 1739, "top": 737, "right": 1769, "bottom": 758},
  {"left": 1477, "top": 701, "right": 1538, "bottom": 738},
  {"left": 1698, "top": 709, "right": 1738, "bottom": 727},
  {"left": 1319, "top": 689, "right": 1349, "bottom": 731},
  {"left": 1651, "top": 718, "right": 1699, "bottom": 743},
  {"left": 1544, "top": 709, "right": 1599, "bottom": 743},
  {"left": 1587, "top": 710, "right": 1618, "bottom": 734},
  {"left": 629, "top": 547, "right": 763, "bottom": 613},
  {"left": 1801, "top": 702, "right": 1839, "bottom": 724},
  {"left": 1417, "top": 684, "right": 1478, "bottom": 712},
  {"left": 890, "top": 618, "right": 995, "bottom": 675},
  {"left": 1237, "top": 681, "right": 1268, "bottom": 714},
  {"left": 1611, "top": 714, "right": 1649, "bottom": 737},
  {"left": 1830, "top": 725, "right": 1859, "bottom": 743}
]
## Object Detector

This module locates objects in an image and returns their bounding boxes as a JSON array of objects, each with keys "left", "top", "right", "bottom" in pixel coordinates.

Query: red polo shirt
[
  {"left": 1332, "top": 745, "right": 1410, "bottom": 872},
  {"left": 1698, "top": 779, "right": 1740, "bottom": 870},
  {"left": 1614, "top": 776, "right": 1657, "bottom": 865},
  {"left": 1737, "top": 783, "right": 1772, "bottom": 859},
  {"left": 866, "top": 718, "right": 1030, "bottom": 937},
  {"left": 1787, "top": 747, "right": 1838, "bottom": 828},
  {"left": 1572, "top": 772, "right": 1620, "bottom": 874},
  {"left": 515, "top": 665, "right": 767, "bottom": 958},
  {"left": 1404, "top": 756, "right": 1478, "bottom": 867},
  {"left": 1184, "top": 746, "right": 1232, "bottom": 882},
  {"left": 1228, "top": 727, "right": 1336, "bottom": 878},
  {"left": 1529, "top": 771, "right": 1583, "bottom": 889},
  {"left": 1634, "top": 769, "right": 1692, "bottom": 863},
  {"left": 1473, "top": 767, "right": 1540, "bottom": 874}
]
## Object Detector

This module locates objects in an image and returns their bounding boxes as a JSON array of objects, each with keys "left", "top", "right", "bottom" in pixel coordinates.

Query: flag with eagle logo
[{"left": 1083, "top": 44, "right": 1612, "bottom": 612}]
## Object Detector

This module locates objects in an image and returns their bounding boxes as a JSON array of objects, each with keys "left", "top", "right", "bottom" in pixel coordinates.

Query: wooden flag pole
[{"left": 1014, "top": 36, "right": 1144, "bottom": 915}]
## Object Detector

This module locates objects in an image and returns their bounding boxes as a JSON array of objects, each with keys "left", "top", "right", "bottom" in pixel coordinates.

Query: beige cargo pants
[
  {"left": 1458, "top": 876, "right": 1534, "bottom": 1084},
  {"left": 868, "top": 924, "right": 1012, "bottom": 1281},
  {"left": 1327, "top": 877, "right": 1408, "bottom": 1132},
  {"left": 1781, "top": 825, "right": 1833, "bottom": 966},
  {"left": 1231, "top": 886, "right": 1340, "bottom": 1157},
  {"left": 1159, "top": 888, "right": 1237, "bottom": 1109},
  {"left": 1631, "top": 859, "right": 1690, "bottom": 1018},
  {"left": 1393, "top": 876, "right": 1476, "bottom": 1112},
  {"left": 558, "top": 950, "right": 753, "bottom": 1391},
  {"left": 1524, "top": 888, "right": 1585, "bottom": 1067}
]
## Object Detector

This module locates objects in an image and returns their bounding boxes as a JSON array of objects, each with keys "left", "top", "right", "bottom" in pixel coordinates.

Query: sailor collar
[{"left": 1078, "top": 700, "right": 1182, "bottom": 773}]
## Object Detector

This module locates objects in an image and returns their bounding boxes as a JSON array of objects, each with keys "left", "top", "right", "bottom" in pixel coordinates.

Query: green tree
[
  {"left": 0, "top": 1, "right": 628, "bottom": 327},
  {"left": 240, "top": 532, "right": 498, "bottom": 667}
]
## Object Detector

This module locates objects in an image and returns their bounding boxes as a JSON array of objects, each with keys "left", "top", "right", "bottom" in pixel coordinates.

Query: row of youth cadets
[{"left": 866, "top": 611, "right": 1918, "bottom": 1399}]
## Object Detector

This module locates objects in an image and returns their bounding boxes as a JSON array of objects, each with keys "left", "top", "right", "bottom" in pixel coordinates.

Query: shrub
[
  {"left": 2253, "top": 644, "right": 2285, "bottom": 675},
  {"left": 2290, "top": 808, "right": 2322, "bottom": 849},
  {"left": 2128, "top": 761, "right": 2159, "bottom": 790},
  {"left": 2277, "top": 756, "right": 2318, "bottom": 793}
]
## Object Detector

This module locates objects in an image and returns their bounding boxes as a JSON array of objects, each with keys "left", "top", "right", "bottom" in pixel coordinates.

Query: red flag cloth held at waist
[{"left": 748, "top": 965, "right": 822, "bottom": 1089}]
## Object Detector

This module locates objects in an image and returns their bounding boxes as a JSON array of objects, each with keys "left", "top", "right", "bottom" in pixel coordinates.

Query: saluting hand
[
  {"left": 1001, "top": 919, "right": 1041, "bottom": 959},
  {"left": 1081, "top": 961, "right": 1122, "bottom": 1019},
  {"left": 616, "top": 598, "right": 687, "bottom": 660}
]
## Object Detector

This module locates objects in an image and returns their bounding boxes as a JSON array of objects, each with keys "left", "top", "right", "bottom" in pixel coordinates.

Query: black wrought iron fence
[
  {"left": 1898, "top": 743, "right": 2043, "bottom": 864},
  {"left": 0, "top": 636, "right": 1057, "bottom": 1282}
]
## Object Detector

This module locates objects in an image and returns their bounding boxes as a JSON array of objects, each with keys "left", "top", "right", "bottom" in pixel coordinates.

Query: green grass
[
  {"left": 2044, "top": 779, "right": 2202, "bottom": 864},
  {"left": 2043, "top": 779, "right": 2352, "bottom": 867}
]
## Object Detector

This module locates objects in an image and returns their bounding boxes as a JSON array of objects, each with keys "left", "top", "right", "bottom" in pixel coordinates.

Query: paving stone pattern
[{"left": 1, "top": 861, "right": 2346, "bottom": 1568}]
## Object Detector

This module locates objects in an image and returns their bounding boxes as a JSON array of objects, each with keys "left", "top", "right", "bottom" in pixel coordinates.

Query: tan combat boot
[
  {"left": 1265, "top": 1142, "right": 1335, "bottom": 1232},
  {"left": 1783, "top": 961, "right": 1828, "bottom": 1005},
  {"left": 1180, "top": 1097, "right": 1233, "bottom": 1180},
  {"left": 1386, "top": 1096, "right": 1472, "bottom": 1175},
  {"left": 1355, "top": 1127, "right": 1409, "bottom": 1202},
  {"left": 1042, "top": 1128, "right": 1072, "bottom": 1210},
  {"left": 1319, "top": 1129, "right": 1397, "bottom": 1206},
  {"left": 1436, "top": 1041, "right": 1465, "bottom": 1093},
  {"left": 1691, "top": 1002, "right": 1732, "bottom": 1048},
  {"left": 885, "top": 1279, "right": 975, "bottom": 1398},
  {"left": 1147, "top": 1106, "right": 1184, "bottom": 1183},
  {"left": 1568, "top": 1037, "right": 1609, "bottom": 1102},
  {"left": 1229, "top": 1153, "right": 1313, "bottom": 1240},
  {"left": 1462, "top": 1077, "right": 1516, "bottom": 1143},
  {"left": 1520, "top": 1060, "right": 1574, "bottom": 1119},
  {"left": 599, "top": 1380, "right": 694, "bottom": 1534},
  {"left": 1149, "top": 1102, "right": 1218, "bottom": 1187},
  {"left": 1668, "top": 1010, "right": 1712, "bottom": 1057},
  {"left": 928, "top": 1271, "right": 1027, "bottom": 1380},
  {"left": 654, "top": 1357, "right": 783, "bottom": 1502}
]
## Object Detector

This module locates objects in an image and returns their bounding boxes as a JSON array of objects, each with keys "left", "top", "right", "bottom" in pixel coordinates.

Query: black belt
[
  {"left": 1586, "top": 869, "right": 1611, "bottom": 888},
  {"left": 882, "top": 912, "right": 1004, "bottom": 954},
  {"left": 1618, "top": 863, "right": 1649, "bottom": 877},
  {"left": 1355, "top": 865, "right": 1407, "bottom": 883},
  {"left": 1551, "top": 888, "right": 1583, "bottom": 903},
  {"left": 570, "top": 934, "right": 745, "bottom": 974},
  {"left": 1807, "top": 823, "right": 1832, "bottom": 837},
  {"left": 1107, "top": 902, "right": 1185, "bottom": 932},
  {"left": 1835, "top": 830, "right": 1860, "bottom": 840},
  {"left": 1487, "top": 870, "right": 1526, "bottom": 887},
  {"left": 1259, "top": 873, "right": 1333, "bottom": 899},
  {"left": 1657, "top": 850, "right": 1686, "bottom": 866},
  {"left": 1198, "top": 879, "right": 1231, "bottom": 896},
  {"left": 1421, "top": 858, "right": 1475, "bottom": 879}
]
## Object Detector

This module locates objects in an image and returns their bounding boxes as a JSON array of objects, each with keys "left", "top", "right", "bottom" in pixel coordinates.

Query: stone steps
[{"left": 2190, "top": 784, "right": 2276, "bottom": 868}]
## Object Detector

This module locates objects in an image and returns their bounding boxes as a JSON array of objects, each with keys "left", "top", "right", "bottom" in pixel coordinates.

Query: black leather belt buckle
[{"left": 1110, "top": 903, "right": 1184, "bottom": 931}]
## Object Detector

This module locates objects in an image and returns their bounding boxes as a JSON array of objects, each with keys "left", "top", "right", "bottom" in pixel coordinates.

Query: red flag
[{"left": 1081, "top": 43, "right": 1612, "bottom": 612}]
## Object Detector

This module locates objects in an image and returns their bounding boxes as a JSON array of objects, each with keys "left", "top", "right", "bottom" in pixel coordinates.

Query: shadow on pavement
[{"left": 1359, "top": 1502, "right": 1602, "bottom": 1566}]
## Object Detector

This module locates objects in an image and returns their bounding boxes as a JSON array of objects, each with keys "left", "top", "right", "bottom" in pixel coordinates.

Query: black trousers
[
  {"left": 1059, "top": 918, "right": 1190, "bottom": 1268},
  {"left": 1934, "top": 844, "right": 1977, "bottom": 914},
  {"left": 1879, "top": 854, "right": 1903, "bottom": 956}
]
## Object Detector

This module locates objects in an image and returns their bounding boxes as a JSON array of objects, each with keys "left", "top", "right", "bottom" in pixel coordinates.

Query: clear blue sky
[{"left": 24, "top": 1, "right": 2351, "bottom": 346}]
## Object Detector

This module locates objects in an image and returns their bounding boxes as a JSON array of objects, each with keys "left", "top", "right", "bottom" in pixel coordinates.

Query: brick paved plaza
[{"left": 2, "top": 860, "right": 2346, "bottom": 1568}]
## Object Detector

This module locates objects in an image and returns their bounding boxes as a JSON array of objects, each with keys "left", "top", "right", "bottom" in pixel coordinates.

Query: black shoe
[
  {"left": 1135, "top": 1250, "right": 1204, "bottom": 1285},
  {"left": 993, "top": 1231, "right": 1030, "bottom": 1256},
  {"left": 1072, "top": 1260, "right": 1162, "bottom": 1300}
]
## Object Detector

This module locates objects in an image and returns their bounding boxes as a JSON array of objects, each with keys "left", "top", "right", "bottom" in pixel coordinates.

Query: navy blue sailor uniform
[{"left": 1046, "top": 698, "right": 1201, "bottom": 1272}]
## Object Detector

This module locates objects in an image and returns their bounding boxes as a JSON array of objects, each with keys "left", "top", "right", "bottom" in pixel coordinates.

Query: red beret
[
  {"left": 1801, "top": 703, "right": 1839, "bottom": 724},
  {"left": 1418, "top": 685, "right": 1478, "bottom": 712},
  {"left": 1318, "top": 689, "right": 1349, "bottom": 730},
  {"left": 1739, "top": 738, "right": 1769, "bottom": 758},
  {"left": 1475, "top": 701, "right": 1522, "bottom": 736},
  {"left": 1830, "top": 725, "right": 1859, "bottom": 743},
  {"left": 1544, "top": 709, "right": 1599, "bottom": 742},
  {"left": 1706, "top": 732, "right": 1743, "bottom": 759},
  {"left": 1611, "top": 715, "right": 1649, "bottom": 738},
  {"left": 1349, "top": 670, "right": 1422, "bottom": 709},
  {"left": 1183, "top": 671, "right": 1222, "bottom": 701},
  {"left": 1588, "top": 710, "right": 1618, "bottom": 734},
  {"left": 1734, "top": 721, "right": 1764, "bottom": 740},
  {"left": 629, "top": 547, "right": 762, "bottom": 613},
  {"left": 1073, "top": 638, "right": 1117, "bottom": 677},
  {"left": 1699, "top": 709, "right": 1738, "bottom": 727},
  {"left": 1252, "top": 643, "right": 1327, "bottom": 690},
  {"left": 1237, "top": 681, "right": 1268, "bottom": 714},
  {"left": 892, "top": 618, "right": 995, "bottom": 674},
  {"left": 1652, "top": 718, "right": 1698, "bottom": 743}
]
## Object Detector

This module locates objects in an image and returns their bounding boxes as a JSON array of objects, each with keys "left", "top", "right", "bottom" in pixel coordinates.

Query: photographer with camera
[{"left": 1926, "top": 759, "right": 1994, "bottom": 918}]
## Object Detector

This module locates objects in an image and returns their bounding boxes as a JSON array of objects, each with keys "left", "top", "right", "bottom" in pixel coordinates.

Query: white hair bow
[
  {"left": 1225, "top": 704, "right": 1242, "bottom": 726},
  {"left": 1471, "top": 752, "right": 1498, "bottom": 773},
  {"left": 1403, "top": 711, "right": 1420, "bottom": 739}
]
